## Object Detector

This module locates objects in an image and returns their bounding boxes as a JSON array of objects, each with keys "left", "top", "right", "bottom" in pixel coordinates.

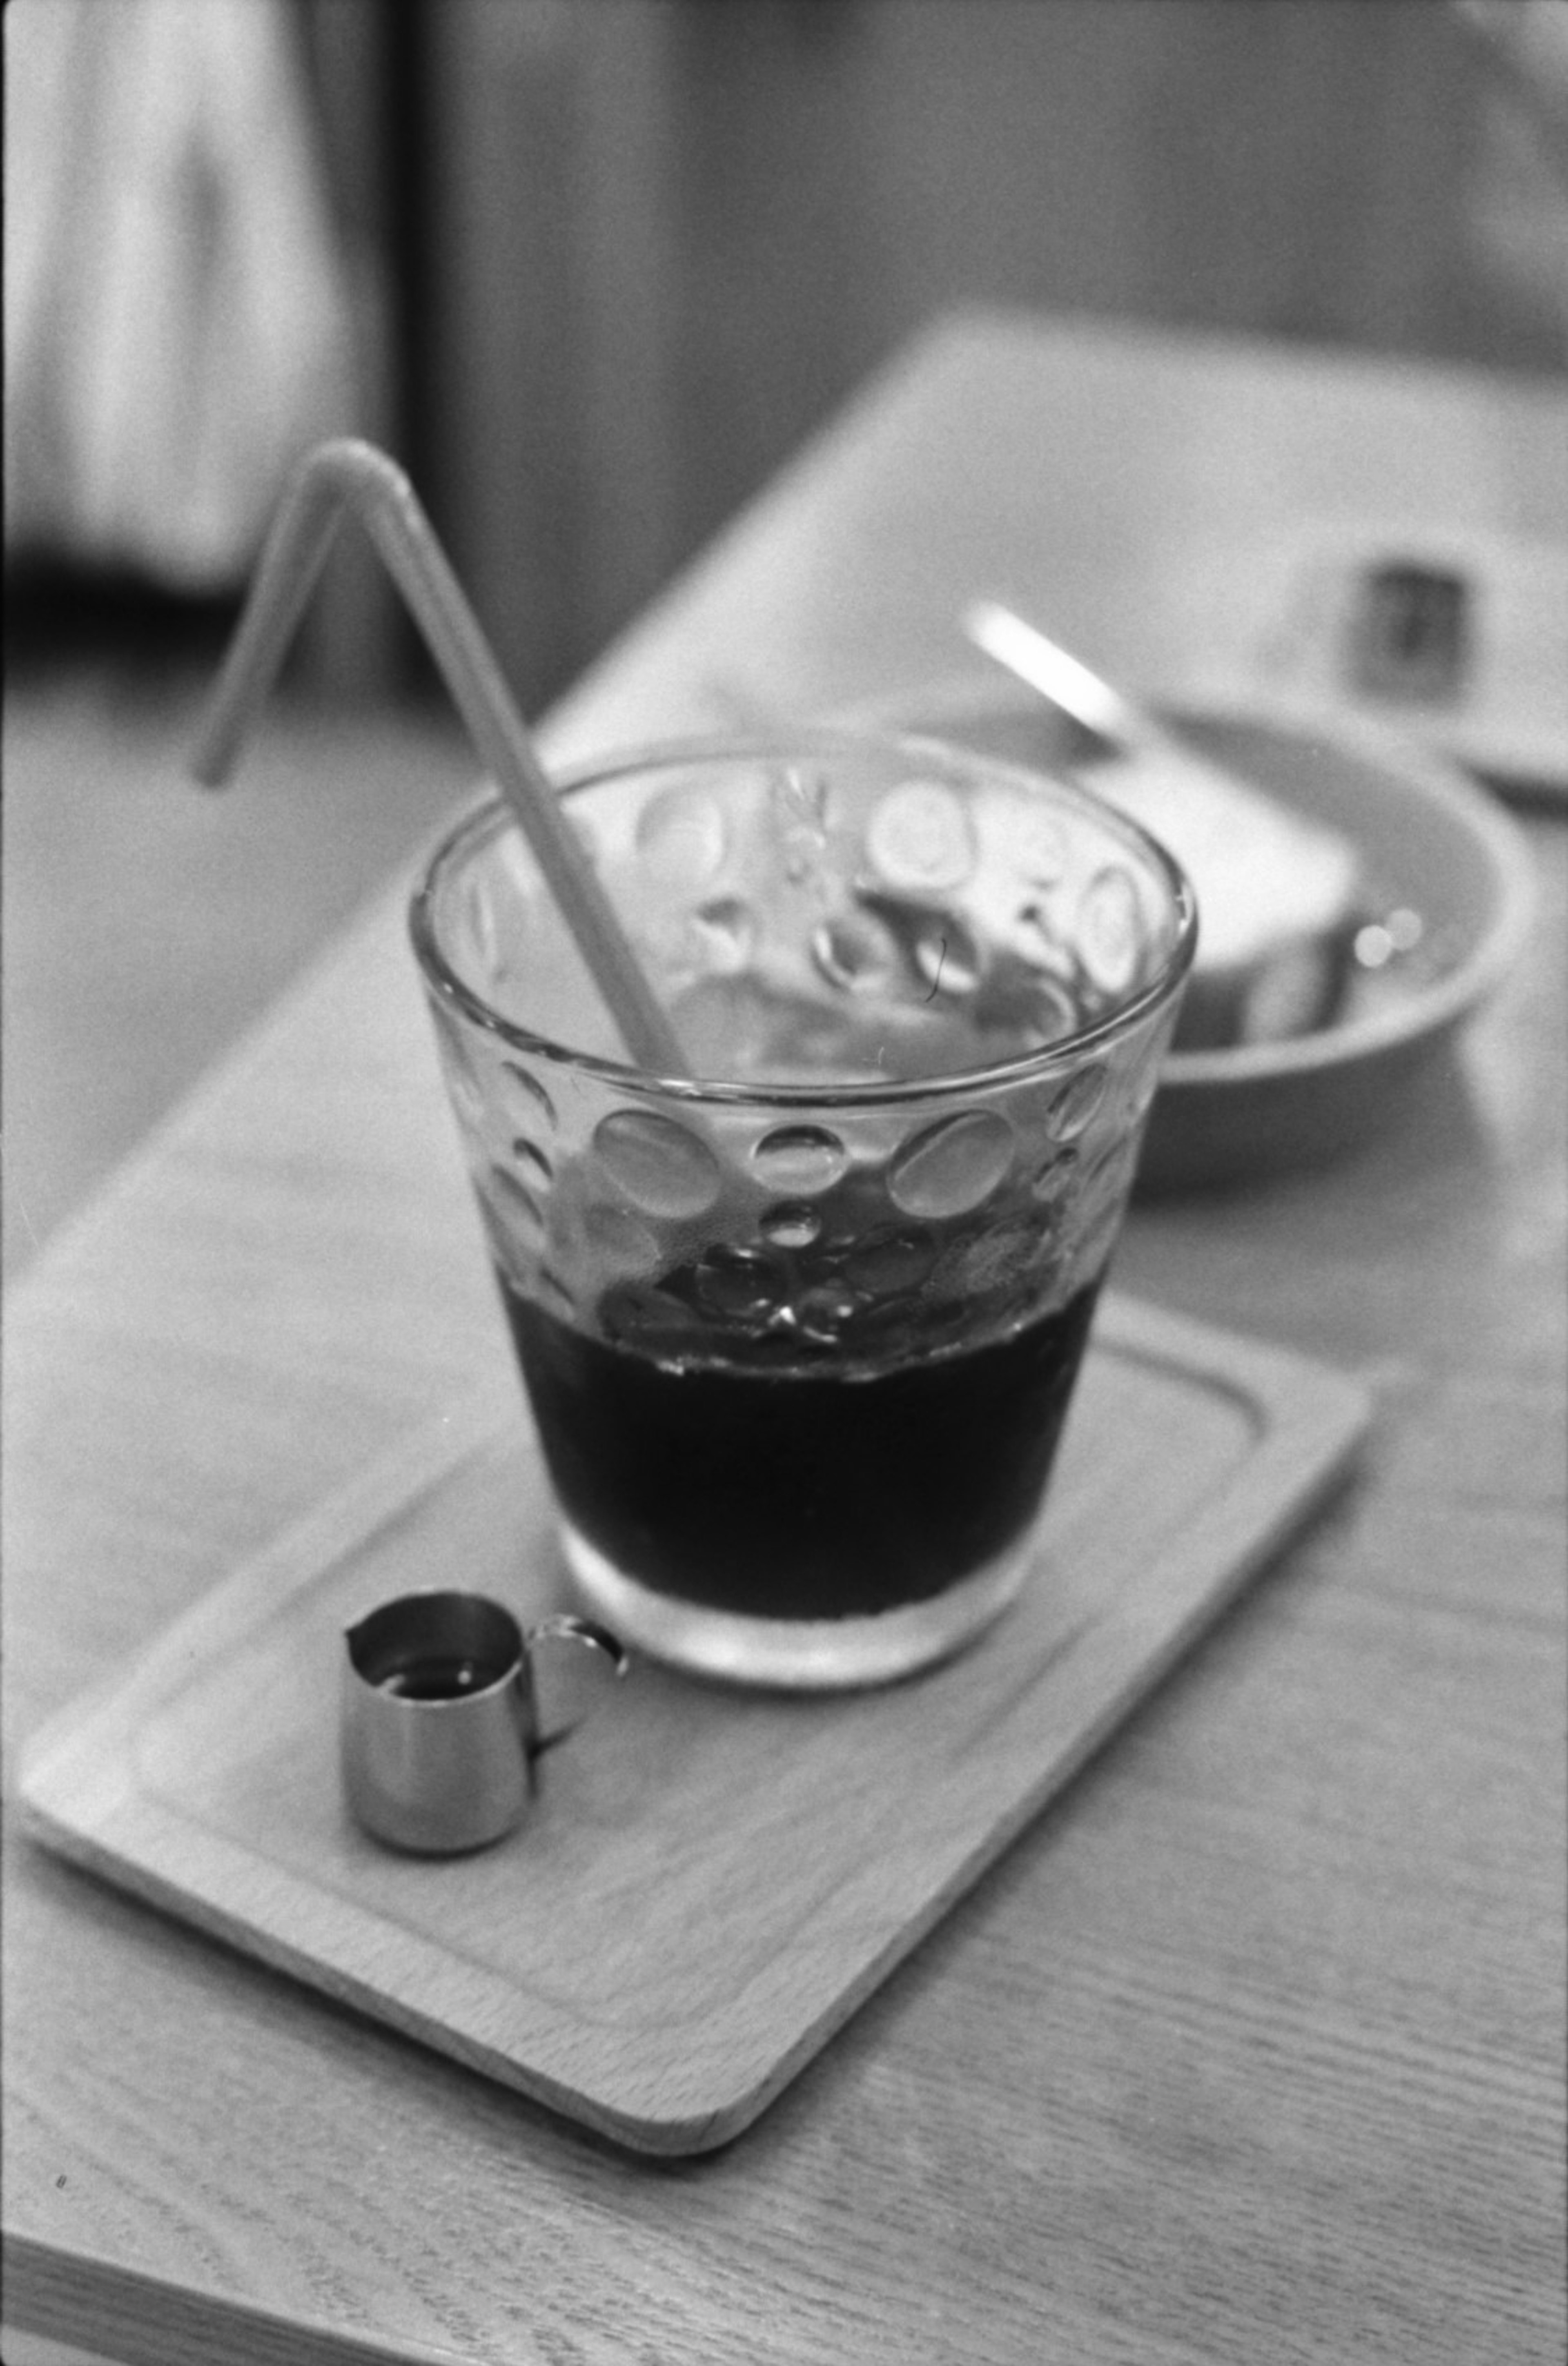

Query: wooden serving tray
[{"left": 19, "top": 1295, "right": 1369, "bottom": 2155}]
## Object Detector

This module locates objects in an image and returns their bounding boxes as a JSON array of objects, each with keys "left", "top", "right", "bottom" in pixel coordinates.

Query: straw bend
[
  {"left": 189, "top": 438, "right": 690, "bottom": 1077},
  {"left": 191, "top": 441, "right": 402, "bottom": 786}
]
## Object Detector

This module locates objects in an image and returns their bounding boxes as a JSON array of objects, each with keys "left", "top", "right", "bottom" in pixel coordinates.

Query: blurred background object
[
  {"left": 3, "top": 0, "right": 434, "bottom": 1275},
  {"left": 4, "top": 0, "right": 401, "bottom": 691},
  {"left": 7, "top": 0, "right": 1566, "bottom": 709},
  {"left": 4, "top": 0, "right": 1566, "bottom": 1276},
  {"left": 408, "top": 0, "right": 1568, "bottom": 716},
  {"left": 1450, "top": 0, "right": 1568, "bottom": 361},
  {"left": 4, "top": 0, "right": 356, "bottom": 585}
]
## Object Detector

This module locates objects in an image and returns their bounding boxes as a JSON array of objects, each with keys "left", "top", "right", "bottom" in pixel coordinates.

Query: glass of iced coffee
[{"left": 410, "top": 731, "right": 1195, "bottom": 1688}]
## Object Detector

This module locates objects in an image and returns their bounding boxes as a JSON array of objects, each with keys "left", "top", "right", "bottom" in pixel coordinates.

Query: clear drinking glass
[{"left": 410, "top": 731, "right": 1195, "bottom": 1688}]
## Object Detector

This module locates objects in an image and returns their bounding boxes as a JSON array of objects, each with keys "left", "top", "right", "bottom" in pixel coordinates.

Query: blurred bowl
[{"left": 840, "top": 679, "right": 1536, "bottom": 1192}]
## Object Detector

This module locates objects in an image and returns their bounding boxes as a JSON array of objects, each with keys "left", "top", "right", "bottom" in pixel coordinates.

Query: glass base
[{"left": 558, "top": 1523, "right": 1031, "bottom": 1690}]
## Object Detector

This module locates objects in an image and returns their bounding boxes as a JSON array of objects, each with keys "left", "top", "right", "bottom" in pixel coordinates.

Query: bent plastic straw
[{"left": 191, "top": 438, "right": 690, "bottom": 1077}]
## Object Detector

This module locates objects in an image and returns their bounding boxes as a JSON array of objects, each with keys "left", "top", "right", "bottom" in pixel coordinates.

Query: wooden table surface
[{"left": 5, "top": 314, "right": 1565, "bottom": 2366}]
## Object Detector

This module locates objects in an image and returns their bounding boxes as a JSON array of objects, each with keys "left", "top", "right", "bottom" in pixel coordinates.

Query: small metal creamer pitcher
[{"left": 342, "top": 1591, "right": 627, "bottom": 1855}]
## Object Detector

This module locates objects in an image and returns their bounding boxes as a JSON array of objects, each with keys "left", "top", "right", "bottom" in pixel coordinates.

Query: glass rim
[{"left": 407, "top": 729, "right": 1199, "bottom": 1111}]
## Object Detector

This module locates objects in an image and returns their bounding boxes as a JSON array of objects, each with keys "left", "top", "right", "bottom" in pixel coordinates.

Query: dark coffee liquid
[{"left": 501, "top": 1276, "right": 1100, "bottom": 1622}]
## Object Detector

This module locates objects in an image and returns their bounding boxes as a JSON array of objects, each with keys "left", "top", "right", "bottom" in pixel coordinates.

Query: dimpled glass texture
[{"left": 410, "top": 731, "right": 1195, "bottom": 1686}]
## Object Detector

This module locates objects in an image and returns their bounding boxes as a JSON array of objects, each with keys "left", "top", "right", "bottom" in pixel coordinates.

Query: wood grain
[
  {"left": 18, "top": 1301, "right": 1368, "bottom": 2154},
  {"left": 3, "top": 2235, "right": 469, "bottom": 2366},
  {"left": 4, "top": 316, "right": 1565, "bottom": 2364}
]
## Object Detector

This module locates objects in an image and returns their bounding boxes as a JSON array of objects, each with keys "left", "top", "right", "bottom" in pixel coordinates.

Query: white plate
[
  {"left": 1181, "top": 524, "right": 1568, "bottom": 801},
  {"left": 840, "top": 680, "right": 1537, "bottom": 1192}
]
